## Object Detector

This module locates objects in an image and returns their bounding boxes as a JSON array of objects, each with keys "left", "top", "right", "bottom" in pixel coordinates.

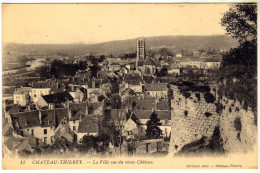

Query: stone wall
[
  {"left": 219, "top": 97, "right": 257, "bottom": 154},
  {"left": 169, "top": 85, "right": 219, "bottom": 153},
  {"left": 169, "top": 84, "right": 257, "bottom": 155}
]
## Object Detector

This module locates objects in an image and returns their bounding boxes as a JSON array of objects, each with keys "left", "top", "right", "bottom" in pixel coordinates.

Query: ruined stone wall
[
  {"left": 169, "top": 85, "right": 220, "bottom": 153},
  {"left": 169, "top": 85, "right": 257, "bottom": 155},
  {"left": 219, "top": 97, "right": 257, "bottom": 154}
]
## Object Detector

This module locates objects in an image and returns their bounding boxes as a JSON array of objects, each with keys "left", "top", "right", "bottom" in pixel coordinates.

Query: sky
[{"left": 2, "top": 4, "right": 232, "bottom": 44}]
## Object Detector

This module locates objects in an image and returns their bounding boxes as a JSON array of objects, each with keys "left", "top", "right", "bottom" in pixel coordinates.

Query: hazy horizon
[
  {"left": 3, "top": 4, "right": 231, "bottom": 44},
  {"left": 3, "top": 34, "right": 231, "bottom": 45}
]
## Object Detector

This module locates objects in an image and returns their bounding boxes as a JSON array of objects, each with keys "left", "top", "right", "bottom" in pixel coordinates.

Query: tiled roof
[
  {"left": 11, "top": 111, "right": 41, "bottom": 129},
  {"left": 125, "top": 74, "right": 141, "bottom": 85},
  {"left": 10, "top": 108, "right": 69, "bottom": 129},
  {"left": 70, "top": 103, "right": 88, "bottom": 121},
  {"left": 13, "top": 87, "right": 32, "bottom": 95},
  {"left": 41, "top": 109, "right": 56, "bottom": 127},
  {"left": 5, "top": 104, "right": 19, "bottom": 114},
  {"left": 145, "top": 83, "right": 168, "bottom": 91},
  {"left": 78, "top": 116, "right": 99, "bottom": 133},
  {"left": 3, "top": 123, "right": 13, "bottom": 136},
  {"left": 135, "top": 99, "right": 155, "bottom": 110},
  {"left": 42, "top": 91, "right": 73, "bottom": 104},
  {"left": 157, "top": 99, "right": 170, "bottom": 110},
  {"left": 88, "top": 102, "right": 103, "bottom": 114}
]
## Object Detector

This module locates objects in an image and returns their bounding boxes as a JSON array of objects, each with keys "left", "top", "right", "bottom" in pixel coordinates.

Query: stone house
[
  {"left": 13, "top": 87, "right": 32, "bottom": 106},
  {"left": 144, "top": 83, "right": 168, "bottom": 99}
]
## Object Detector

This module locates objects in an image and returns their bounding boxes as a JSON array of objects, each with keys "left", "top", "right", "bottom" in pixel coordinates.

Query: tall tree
[
  {"left": 145, "top": 112, "right": 163, "bottom": 139},
  {"left": 221, "top": 3, "right": 257, "bottom": 44}
]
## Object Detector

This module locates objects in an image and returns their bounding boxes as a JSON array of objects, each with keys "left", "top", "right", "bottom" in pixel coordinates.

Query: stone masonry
[{"left": 169, "top": 85, "right": 220, "bottom": 154}]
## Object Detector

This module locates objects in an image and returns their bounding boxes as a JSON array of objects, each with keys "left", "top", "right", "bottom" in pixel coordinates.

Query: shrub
[
  {"left": 204, "top": 92, "right": 215, "bottom": 103},
  {"left": 234, "top": 117, "right": 242, "bottom": 132},
  {"left": 205, "top": 112, "right": 212, "bottom": 117}
]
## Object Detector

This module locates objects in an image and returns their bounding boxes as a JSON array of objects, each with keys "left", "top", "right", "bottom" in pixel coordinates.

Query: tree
[
  {"left": 78, "top": 135, "right": 98, "bottom": 154},
  {"left": 219, "top": 3, "right": 257, "bottom": 124},
  {"left": 145, "top": 112, "right": 163, "bottom": 139},
  {"left": 221, "top": 3, "right": 257, "bottom": 44}
]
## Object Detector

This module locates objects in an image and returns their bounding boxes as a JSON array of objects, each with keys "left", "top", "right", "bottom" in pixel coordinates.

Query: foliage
[
  {"left": 157, "top": 67, "right": 168, "bottom": 77},
  {"left": 145, "top": 112, "right": 163, "bottom": 139},
  {"left": 219, "top": 3, "right": 257, "bottom": 125},
  {"left": 50, "top": 60, "right": 86, "bottom": 78},
  {"left": 221, "top": 3, "right": 257, "bottom": 43},
  {"left": 204, "top": 92, "right": 215, "bottom": 103}
]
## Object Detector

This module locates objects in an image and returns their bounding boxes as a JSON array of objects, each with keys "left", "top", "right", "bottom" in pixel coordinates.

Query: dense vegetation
[{"left": 218, "top": 3, "right": 257, "bottom": 123}]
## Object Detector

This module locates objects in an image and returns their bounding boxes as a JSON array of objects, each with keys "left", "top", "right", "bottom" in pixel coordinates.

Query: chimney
[{"left": 39, "top": 110, "right": 42, "bottom": 124}]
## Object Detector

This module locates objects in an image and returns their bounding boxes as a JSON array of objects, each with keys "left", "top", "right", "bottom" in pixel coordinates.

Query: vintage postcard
[{"left": 1, "top": 2, "right": 258, "bottom": 169}]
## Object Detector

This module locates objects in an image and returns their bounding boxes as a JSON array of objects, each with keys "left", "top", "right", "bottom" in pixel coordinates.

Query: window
[
  {"left": 34, "top": 94, "right": 37, "bottom": 98},
  {"left": 73, "top": 120, "right": 75, "bottom": 124},
  {"left": 73, "top": 126, "right": 76, "bottom": 131},
  {"left": 31, "top": 129, "right": 34, "bottom": 136},
  {"left": 44, "top": 137, "right": 47, "bottom": 144},
  {"left": 44, "top": 129, "right": 47, "bottom": 134}
]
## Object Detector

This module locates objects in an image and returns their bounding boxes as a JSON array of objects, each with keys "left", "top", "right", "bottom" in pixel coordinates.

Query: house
[
  {"left": 69, "top": 87, "right": 87, "bottom": 103},
  {"left": 132, "top": 110, "right": 171, "bottom": 137},
  {"left": 167, "top": 64, "right": 180, "bottom": 75},
  {"left": 68, "top": 102, "right": 88, "bottom": 133},
  {"left": 144, "top": 83, "right": 168, "bottom": 99},
  {"left": 13, "top": 87, "right": 32, "bottom": 106},
  {"left": 37, "top": 91, "right": 74, "bottom": 108},
  {"left": 31, "top": 85, "right": 51, "bottom": 103},
  {"left": 123, "top": 74, "right": 143, "bottom": 93},
  {"left": 109, "top": 109, "right": 142, "bottom": 139},
  {"left": 10, "top": 108, "right": 70, "bottom": 146},
  {"left": 77, "top": 116, "right": 99, "bottom": 143}
]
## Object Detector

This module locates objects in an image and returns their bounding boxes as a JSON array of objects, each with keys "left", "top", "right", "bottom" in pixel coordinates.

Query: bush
[{"left": 204, "top": 92, "right": 215, "bottom": 103}]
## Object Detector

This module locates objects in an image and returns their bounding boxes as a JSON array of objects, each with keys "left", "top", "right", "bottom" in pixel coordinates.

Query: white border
[{"left": 0, "top": 1, "right": 259, "bottom": 173}]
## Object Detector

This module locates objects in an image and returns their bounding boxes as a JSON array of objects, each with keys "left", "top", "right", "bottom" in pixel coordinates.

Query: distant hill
[{"left": 3, "top": 35, "right": 238, "bottom": 61}]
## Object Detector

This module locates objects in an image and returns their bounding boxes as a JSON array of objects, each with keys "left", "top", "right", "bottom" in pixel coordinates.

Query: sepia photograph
[{"left": 1, "top": 2, "right": 258, "bottom": 169}]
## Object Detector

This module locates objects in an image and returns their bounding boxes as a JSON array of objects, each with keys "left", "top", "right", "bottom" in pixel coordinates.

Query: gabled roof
[
  {"left": 11, "top": 111, "right": 41, "bottom": 129},
  {"left": 42, "top": 91, "right": 73, "bottom": 104},
  {"left": 78, "top": 116, "right": 99, "bottom": 133},
  {"left": 13, "top": 87, "right": 32, "bottom": 95},
  {"left": 10, "top": 108, "right": 69, "bottom": 130},
  {"left": 144, "top": 57, "right": 156, "bottom": 66}
]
